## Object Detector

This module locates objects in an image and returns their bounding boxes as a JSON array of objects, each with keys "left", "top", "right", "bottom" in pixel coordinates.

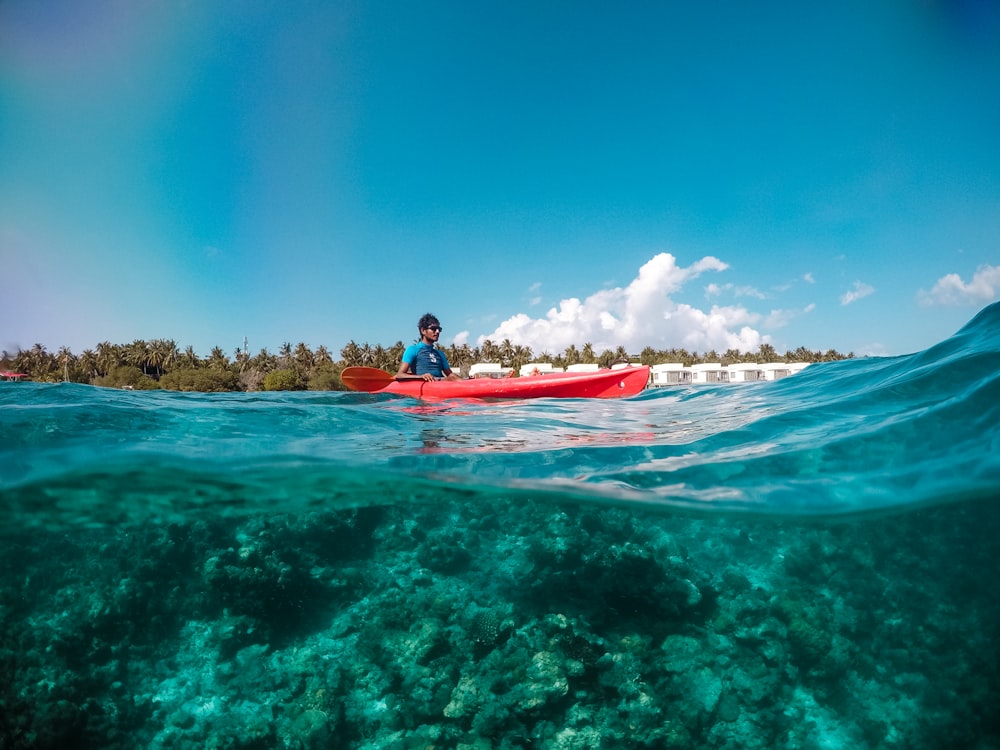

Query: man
[{"left": 397, "top": 313, "right": 461, "bottom": 381}]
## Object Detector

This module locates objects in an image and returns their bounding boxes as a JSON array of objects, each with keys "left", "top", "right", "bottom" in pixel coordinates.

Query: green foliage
[
  {"left": 306, "top": 366, "right": 343, "bottom": 391},
  {"left": 93, "top": 366, "right": 157, "bottom": 390},
  {"left": 263, "top": 368, "right": 303, "bottom": 391},
  {"left": 160, "top": 368, "right": 239, "bottom": 392},
  {"left": 7, "top": 334, "right": 854, "bottom": 388}
]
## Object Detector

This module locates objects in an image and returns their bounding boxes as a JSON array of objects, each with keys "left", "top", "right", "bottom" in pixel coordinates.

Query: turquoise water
[{"left": 2, "top": 303, "right": 999, "bottom": 748}]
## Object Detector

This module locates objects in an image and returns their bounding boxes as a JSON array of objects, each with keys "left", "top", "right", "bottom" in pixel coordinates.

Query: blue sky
[{"left": 2, "top": 1, "right": 998, "bottom": 360}]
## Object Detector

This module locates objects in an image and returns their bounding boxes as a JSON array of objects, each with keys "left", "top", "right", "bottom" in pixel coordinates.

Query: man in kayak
[{"left": 397, "top": 313, "right": 461, "bottom": 381}]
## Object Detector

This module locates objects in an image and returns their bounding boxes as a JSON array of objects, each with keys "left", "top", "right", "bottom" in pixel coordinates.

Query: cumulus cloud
[
  {"left": 477, "top": 252, "right": 767, "bottom": 354},
  {"left": 918, "top": 264, "right": 1000, "bottom": 306},
  {"left": 705, "top": 282, "right": 766, "bottom": 300},
  {"left": 840, "top": 281, "right": 875, "bottom": 306},
  {"left": 764, "top": 303, "right": 815, "bottom": 329}
]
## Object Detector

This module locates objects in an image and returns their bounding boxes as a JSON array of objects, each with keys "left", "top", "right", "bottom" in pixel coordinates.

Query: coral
[{"left": 2, "top": 496, "right": 1000, "bottom": 748}]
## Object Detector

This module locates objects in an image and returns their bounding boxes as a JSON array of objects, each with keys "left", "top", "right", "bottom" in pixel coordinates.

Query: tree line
[{"left": 1, "top": 338, "right": 851, "bottom": 391}]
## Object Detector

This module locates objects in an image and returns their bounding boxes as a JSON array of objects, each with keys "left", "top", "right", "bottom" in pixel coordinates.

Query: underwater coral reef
[{"left": 2, "top": 497, "right": 998, "bottom": 748}]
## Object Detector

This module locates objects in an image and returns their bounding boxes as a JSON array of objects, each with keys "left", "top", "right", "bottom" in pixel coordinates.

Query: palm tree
[
  {"left": 207, "top": 346, "right": 230, "bottom": 371},
  {"left": 372, "top": 345, "right": 394, "bottom": 371},
  {"left": 124, "top": 340, "right": 151, "bottom": 375},
  {"left": 11, "top": 349, "right": 30, "bottom": 377},
  {"left": 582, "top": 343, "right": 595, "bottom": 363},
  {"left": 293, "top": 343, "right": 313, "bottom": 376},
  {"left": 252, "top": 348, "right": 277, "bottom": 373},
  {"left": 178, "top": 345, "right": 200, "bottom": 369},
  {"left": 387, "top": 341, "right": 405, "bottom": 369},
  {"left": 95, "top": 341, "right": 121, "bottom": 376},
  {"left": 444, "top": 343, "right": 473, "bottom": 372},
  {"left": 313, "top": 345, "right": 333, "bottom": 367},
  {"left": 757, "top": 343, "right": 778, "bottom": 363},
  {"left": 511, "top": 344, "right": 533, "bottom": 372},
  {"left": 278, "top": 342, "right": 293, "bottom": 369},
  {"left": 788, "top": 346, "right": 814, "bottom": 363},
  {"left": 29, "top": 343, "right": 49, "bottom": 373},
  {"left": 499, "top": 339, "right": 515, "bottom": 366},
  {"left": 340, "top": 341, "right": 362, "bottom": 367},
  {"left": 79, "top": 349, "right": 99, "bottom": 381},
  {"left": 56, "top": 346, "right": 74, "bottom": 382},
  {"left": 17, "top": 343, "right": 57, "bottom": 380},
  {"left": 148, "top": 339, "right": 178, "bottom": 377},
  {"left": 480, "top": 339, "right": 500, "bottom": 363},
  {"left": 722, "top": 348, "right": 741, "bottom": 366}
]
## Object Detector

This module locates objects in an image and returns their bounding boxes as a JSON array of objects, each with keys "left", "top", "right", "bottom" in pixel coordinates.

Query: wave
[{"left": 2, "top": 303, "right": 998, "bottom": 523}]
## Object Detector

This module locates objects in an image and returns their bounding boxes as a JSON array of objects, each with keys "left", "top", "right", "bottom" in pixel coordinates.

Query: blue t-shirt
[{"left": 402, "top": 343, "right": 451, "bottom": 378}]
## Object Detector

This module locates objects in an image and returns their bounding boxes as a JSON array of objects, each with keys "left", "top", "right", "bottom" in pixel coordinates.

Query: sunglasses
[{"left": 426, "top": 326, "right": 442, "bottom": 332}]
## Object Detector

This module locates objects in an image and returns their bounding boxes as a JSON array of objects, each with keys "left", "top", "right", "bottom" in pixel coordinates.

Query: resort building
[
  {"left": 469, "top": 362, "right": 513, "bottom": 378},
  {"left": 650, "top": 363, "right": 692, "bottom": 386},
  {"left": 760, "top": 362, "right": 811, "bottom": 381},
  {"left": 464, "top": 361, "right": 811, "bottom": 388},
  {"left": 648, "top": 361, "right": 810, "bottom": 387},
  {"left": 519, "top": 362, "right": 564, "bottom": 376},
  {"left": 726, "top": 363, "right": 765, "bottom": 383},
  {"left": 689, "top": 363, "right": 729, "bottom": 384}
]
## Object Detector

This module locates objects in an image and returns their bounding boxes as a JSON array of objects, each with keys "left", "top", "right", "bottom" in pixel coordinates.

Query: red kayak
[{"left": 341, "top": 366, "right": 650, "bottom": 400}]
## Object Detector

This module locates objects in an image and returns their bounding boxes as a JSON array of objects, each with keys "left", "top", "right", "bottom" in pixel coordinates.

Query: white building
[
  {"left": 689, "top": 363, "right": 729, "bottom": 384},
  {"left": 726, "top": 363, "right": 765, "bottom": 383},
  {"left": 650, "top": 363, "right": 691, "bottom": 386},
  {"left": 761, "top": 362, "right": 810, "bottom": 381},
  {"left": 519, "top": 362, "right": 564, "bottom": 376},
  {"left": 468, "top": 359, "right": 812, "bottom": 387},
  {"left": 468, "top": 362, "right": 513, "bottom": 378}
]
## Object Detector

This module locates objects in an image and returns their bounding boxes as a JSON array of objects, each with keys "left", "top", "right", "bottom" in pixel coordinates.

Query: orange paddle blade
[{"left": 340, "top": 366, "right": 395, "bottom": 392}]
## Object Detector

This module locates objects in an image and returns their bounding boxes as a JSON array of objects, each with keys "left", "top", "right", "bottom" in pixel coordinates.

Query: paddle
[{"left": 340, "top": 366, "right": 426, "bottom": 392}]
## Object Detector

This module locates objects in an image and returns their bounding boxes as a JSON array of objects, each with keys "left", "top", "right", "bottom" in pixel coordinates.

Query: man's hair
[{"left": 418, "top": 313, "right": 440, "bottom": 332}]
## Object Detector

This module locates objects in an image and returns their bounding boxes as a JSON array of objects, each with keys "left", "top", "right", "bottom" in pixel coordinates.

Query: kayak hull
[{"left": 379, "top": 366, "right": 650, "bottom": 400}]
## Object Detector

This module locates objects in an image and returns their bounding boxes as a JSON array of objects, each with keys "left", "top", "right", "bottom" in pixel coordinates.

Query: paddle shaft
[{"left": 340, "top": 366, "right": 432, "bottom": 392}]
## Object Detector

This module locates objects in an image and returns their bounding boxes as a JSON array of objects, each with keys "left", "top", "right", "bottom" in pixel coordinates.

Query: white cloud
[
  {"left": 526, "top": 282, "right": 543, "bottom": 306},
  {"left": 918, "top": 264, "right": 1000, "bottom": 306},
  {"left": 840, "top": 281, "right": 875, "bottom": 306},
  {"left": 477, "top": 252, "right": 767, "bottom": 354},
  {"left": 705, "top": 282, "right": 766, "bottom": 300},
  {"left": 736, "top": 285, "right": 766, "bottom": 299},
  {"left": 803, "top": 272, "right": 815, "bottom": 284},
  {"left": 764, "top": 303, "right": 815, "bottom": 329}
]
